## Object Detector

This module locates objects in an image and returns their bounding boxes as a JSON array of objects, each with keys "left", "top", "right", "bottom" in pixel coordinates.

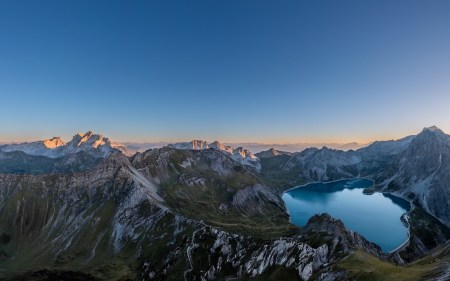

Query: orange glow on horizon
[{"left": 0, "top": 126, "right": 448, "bottom": 146}]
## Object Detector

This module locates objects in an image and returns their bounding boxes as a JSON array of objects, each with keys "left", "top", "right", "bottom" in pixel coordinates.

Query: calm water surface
[{"left": 282, "top": 179, "right": 410, "bottom": 252}]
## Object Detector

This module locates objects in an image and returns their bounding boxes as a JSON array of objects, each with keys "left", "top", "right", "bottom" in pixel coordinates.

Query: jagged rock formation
[
  {"left": 0, "top": 131, "right": 127, "bottom": 158},
  {"left": 0, "top": 131, "right": 130, "bottom": 174},
  {"left": 141, "top": 214, "right": 385, "bottom": 280}
]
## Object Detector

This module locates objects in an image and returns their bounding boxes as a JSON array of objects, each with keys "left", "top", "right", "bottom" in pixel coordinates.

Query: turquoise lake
[{"left": 282, "top": 179, "right": 411, "bottom": 252}]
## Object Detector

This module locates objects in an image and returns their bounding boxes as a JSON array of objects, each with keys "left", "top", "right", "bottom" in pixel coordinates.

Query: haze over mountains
[
  {"left": 1, "top": 137, "right": 368, "bottom": 156},
  {"left": 119, "top": 141, "right": 368, "bottom": 155}
]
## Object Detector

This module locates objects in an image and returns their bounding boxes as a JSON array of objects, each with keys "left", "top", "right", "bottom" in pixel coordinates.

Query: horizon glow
[
  {"left": 0, "top": 126, "right": 444, "bottom": 146},
  {"left": 0, "top": 1, "right": 449, "bottom": 143}
]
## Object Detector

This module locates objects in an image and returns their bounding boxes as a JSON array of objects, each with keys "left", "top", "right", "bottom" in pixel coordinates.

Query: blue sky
[{"left": 0, "top": 0, "right": 449, "bottom": 143}]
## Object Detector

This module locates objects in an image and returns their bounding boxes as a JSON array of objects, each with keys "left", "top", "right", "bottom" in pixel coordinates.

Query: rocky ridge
[{"left": 168, "top": 140, "right": 261, "bottom": 171}]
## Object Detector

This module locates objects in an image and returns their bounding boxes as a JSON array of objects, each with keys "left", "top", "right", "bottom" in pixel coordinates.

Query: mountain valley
[{"left": 0, "top": 128, "right": 449, "bottom": 280}]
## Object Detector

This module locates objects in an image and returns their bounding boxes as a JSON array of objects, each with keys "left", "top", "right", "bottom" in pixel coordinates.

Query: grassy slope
[
  {"left": 258, "top": 155, "right": 305, "bottom": 190},
  {"left": 336, "top": 243, "right": 450, "bottom": 281},
  {"left": 161, "top": 172, "right": 296, "bottom": 239},
  {"left": 148, "top": 149, "right": 297, "bottom": 239},
  {"left": 234, "top": 266, "right": 301, "bottom": 281},
  {"left": 0, "top": 168, "right": 188, "bottom": 281},
  {"left": 397, "top": 204, "right": 450, "bottom": 262}
]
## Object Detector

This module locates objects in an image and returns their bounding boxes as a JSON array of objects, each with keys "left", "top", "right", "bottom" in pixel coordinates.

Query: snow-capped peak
[
  {"left": 78, "top": 130, "right": 94, "bottom": 137},
  {"left": 233, "top": 147, "right": 257, "bottom": 159},
  {"left": 209, "top": 141, "right": 234, "bottom": 154},
  {"left": 0, "top": 131, "right": 127, "bottom": 159},
  {"left": 43, "top": 137, "right": 66, "bottom": 149},
  {"left": 209, "top": 140, "right": 224, "bottom": 150},
  {"left": 68, "top": 131, "right": 109, "bottom": 149}
]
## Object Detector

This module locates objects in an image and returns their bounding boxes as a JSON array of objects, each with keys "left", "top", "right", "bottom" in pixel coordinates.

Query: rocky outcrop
[
  {"left": 141, "top": 225, "right": 331, "bottom": 281},
  {"left": 141, "top": 213, "right": 391, "bottom": 280},
  {"left": 303, "top": 214, "right": 385, "bottom": 258}
]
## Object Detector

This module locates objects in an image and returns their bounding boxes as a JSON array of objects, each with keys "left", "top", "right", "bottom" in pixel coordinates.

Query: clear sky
[{"left": 1, "top": 0, "right": 449, "bottom": 143}]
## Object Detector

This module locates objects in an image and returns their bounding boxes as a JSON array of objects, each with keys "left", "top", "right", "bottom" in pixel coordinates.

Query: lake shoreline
[{"left": 282, "top": 178, "right": 411, "bottom": 253}]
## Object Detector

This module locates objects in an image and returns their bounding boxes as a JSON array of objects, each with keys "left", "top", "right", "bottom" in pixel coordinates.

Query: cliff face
[
  {"left": 383, "top": 128, "right": 450, "bottom": 227},
  {"left": 143, "top": 226, "right": 328, "bottom": 281},
  {"left": 0, "top": 153, "right": 177, "bottom": 276}
]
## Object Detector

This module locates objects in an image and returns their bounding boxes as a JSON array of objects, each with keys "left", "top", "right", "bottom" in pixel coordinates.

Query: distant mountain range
[
  {"left": 113, "top": 141, "right": 369, "bottom": 154},
  {"left": 0, "top": 127, "right": 449, "bottom": 280},
  {"left": 223, "top": 141, "right": 369, "bottom": 153},
  {"left": 0, "top": 135, "right": 369, "bottom": 156},
  {"left": 1, "top": 127, "right": 449, "bottom": 226}
]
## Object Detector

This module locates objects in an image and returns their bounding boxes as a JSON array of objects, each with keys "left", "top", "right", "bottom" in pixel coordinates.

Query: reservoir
[{"left": 282, "top": 178, "right": 410, "bottom": 252}]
